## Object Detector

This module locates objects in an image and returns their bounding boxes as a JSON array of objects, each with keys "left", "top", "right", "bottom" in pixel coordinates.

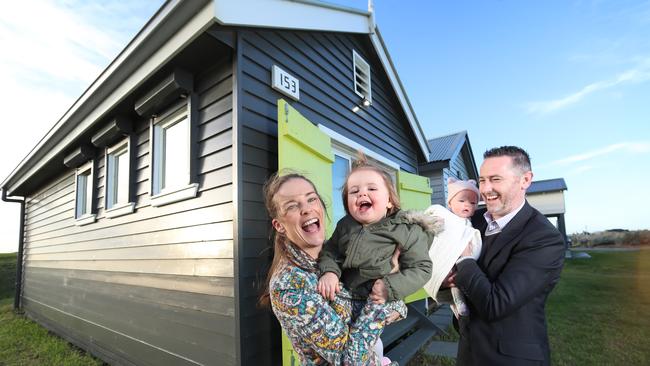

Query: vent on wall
[{"left": 353, "top": 50, "right": 371, "bottom": 104}]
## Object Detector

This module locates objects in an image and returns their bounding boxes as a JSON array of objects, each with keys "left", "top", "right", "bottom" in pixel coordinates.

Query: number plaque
[{"left": 272, "top": 65, "right": 300, "bottom": 101}]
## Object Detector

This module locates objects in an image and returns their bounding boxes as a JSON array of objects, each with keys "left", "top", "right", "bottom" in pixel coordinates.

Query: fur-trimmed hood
[{"left": 398, "top": 209, "right": 444, "bottom": 236}]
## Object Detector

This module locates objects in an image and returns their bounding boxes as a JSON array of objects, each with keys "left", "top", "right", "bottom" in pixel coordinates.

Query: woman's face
[{"left": 272, "top": 178, "right": 325, "bottom": 258}]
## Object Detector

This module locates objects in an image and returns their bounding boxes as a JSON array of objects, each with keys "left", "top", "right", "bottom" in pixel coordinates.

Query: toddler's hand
[
  {"left": 370, "top": 279, "right": 389, "bottom": 304},
  {"left": 318, "top": 272, "right": 340, "bottom": 301}
]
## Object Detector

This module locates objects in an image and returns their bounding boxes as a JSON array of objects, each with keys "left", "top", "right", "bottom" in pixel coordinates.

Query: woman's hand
[
  {"left": 389, "top": 247, "right": 401, "bottom": 274},
  {"left": 370, "top": 279, "right": 389, "bottom": 304},
  {"left": 317, "top": 272, "right": 341, "bottom": 301},
  {"left": 386, "top": 311, "right": 401, "bottom": 325}
]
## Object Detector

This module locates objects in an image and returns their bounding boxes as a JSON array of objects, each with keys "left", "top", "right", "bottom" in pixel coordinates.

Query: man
[{"left": 453, "top": 146, "right": 565, "bottom": 366}]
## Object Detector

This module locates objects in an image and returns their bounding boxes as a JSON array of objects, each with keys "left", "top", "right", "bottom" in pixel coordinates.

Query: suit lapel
[
  {"left": 481, "top": 202, "right": 534, "bottom": 268},
  {"left": 471, "top": 209, "right": 489, "bottom": 258}
]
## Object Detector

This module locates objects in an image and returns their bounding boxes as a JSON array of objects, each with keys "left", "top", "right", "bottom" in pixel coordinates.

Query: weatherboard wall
[{"left": 20, "top": 55, "right": 237, "bottom": 366}]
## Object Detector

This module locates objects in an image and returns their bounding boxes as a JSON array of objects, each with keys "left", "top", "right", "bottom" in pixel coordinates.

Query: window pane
[
  {"left": 162, "top": 117, "right": 189, "bottom": 190},
  {"left": 86, "top": 172, "right": 93, "bottom": 215},
  {"left": 332, "top": 155, "right": 350, "bottom": 223},
  {"left": 76, "top": 173, "right": 88, "bottom": 217},
  {"left": 153, "top": 125, "right": 164, "bottom": 194},
  {"left": 117, "top": 150, "right": 129, "bottom": 204},
  {"left": 106, "top": 154, "right": 116, "bottom": 208}
]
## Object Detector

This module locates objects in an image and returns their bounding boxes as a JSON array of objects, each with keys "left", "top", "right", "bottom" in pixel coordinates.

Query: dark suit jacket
[{"left": 454, "top": 201, "right": 565, "bottom": 366}]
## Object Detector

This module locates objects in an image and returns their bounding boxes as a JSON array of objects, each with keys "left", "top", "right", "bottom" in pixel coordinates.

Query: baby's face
[
  {"left": 449, "top": 190, "right": 478, "bottom": 218},
  {"left": 346, "top": 169, "right": 392, "bottom": 225}
]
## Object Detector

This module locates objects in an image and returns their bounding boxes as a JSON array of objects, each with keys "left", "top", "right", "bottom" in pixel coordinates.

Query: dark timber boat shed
[{"left": 0, "top": 1, "right": 437, "bottom": 365}]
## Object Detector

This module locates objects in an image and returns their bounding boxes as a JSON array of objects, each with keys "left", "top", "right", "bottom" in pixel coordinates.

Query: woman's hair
[
  {"left": 341, "top": 152, "right": 400, "bottom": 216},
  {"left": 258, "top": 171, "right": 325, "bottom": 307}
]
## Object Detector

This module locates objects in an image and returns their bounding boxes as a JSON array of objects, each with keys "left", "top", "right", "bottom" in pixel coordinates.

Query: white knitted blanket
[{"left": 423, "top": 204, "right": 482, "bottom": 304}]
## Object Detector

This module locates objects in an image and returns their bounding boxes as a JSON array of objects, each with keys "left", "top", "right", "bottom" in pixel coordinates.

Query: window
[
  {"left": 332, "top": 153, "right": 352, "bottom": 223},
  {"left": 105, "top": 138, "right": 134, "bottom": 218},
  {"left": 150, "top": 102, "right": 198, "bottom": 207},
  {"left": 75, "top": 161, "right": 96, "bottom": 225},
  {"left": 352, "top": 50, "right": 372, "bottom": 104}
]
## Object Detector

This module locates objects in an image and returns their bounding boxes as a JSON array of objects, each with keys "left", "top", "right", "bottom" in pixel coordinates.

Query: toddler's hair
[{"left": 341, "top": 152, "right": 400, "bottom": 216}]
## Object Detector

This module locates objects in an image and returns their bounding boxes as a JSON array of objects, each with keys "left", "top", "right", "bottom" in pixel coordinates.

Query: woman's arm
[{"left": 271, "top": 268, "right": 387, "bottom": 364}]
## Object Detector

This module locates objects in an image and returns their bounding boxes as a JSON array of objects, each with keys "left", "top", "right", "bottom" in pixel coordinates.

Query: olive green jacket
[{"left": 319, "top": 209, "right": 439, "bottom": 301}]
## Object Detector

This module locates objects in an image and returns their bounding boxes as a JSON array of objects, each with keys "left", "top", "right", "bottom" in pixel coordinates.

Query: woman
[{"left": 260, "top": 172, "right": 404, "bottom": 365}]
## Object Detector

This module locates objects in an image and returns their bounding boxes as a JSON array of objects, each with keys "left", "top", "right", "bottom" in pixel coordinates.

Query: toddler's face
[
  {"left": 346, "top": 169, "right": 392, "bottom": 225},
  {"left": 449, "top": 190, "right": 478, "bottom": 218}
]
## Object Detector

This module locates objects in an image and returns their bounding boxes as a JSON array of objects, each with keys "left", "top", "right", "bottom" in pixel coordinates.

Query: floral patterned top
[{"left": 270, "top": 242, "right": 405, "bottom": 365}]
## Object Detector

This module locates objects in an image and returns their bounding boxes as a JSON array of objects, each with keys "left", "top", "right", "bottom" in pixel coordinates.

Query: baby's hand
[
  {"left": 318, "top": 272, "right": 340, "bottom": 301},
  {"left": 369, "top": 279, "right": 389, "bottom": 304},
  {"left": 460, "top": 240, "right": 473, "bottom": 258}
]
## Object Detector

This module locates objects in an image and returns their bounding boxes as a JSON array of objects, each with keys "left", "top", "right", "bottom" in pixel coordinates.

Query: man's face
[{"left": 479, "top": 156, "right": 532, "bottom": 220}]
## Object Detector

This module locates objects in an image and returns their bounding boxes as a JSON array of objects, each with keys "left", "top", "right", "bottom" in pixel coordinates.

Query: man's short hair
[{"left": 484, "top": 146, "right": 531, "bottom": 173}]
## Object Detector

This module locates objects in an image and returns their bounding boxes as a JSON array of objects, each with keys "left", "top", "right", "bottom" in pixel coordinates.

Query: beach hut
[
  {"left": 0, "top": 1, "right": 436, "bottom": 365},
  {"left": 419, "top": 130, "right": 478, "bottom": 206},
  {"left": 526, "top": 178, "right": 569, "bottom": 243}
]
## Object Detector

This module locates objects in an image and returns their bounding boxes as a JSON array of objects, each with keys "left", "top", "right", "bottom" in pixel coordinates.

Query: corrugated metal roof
[
  {"left": 427, "top": 131, "right": 467, "bottom": 162},
  {"left": 527, "top": 178, "right": 567, "bottom": 193}
]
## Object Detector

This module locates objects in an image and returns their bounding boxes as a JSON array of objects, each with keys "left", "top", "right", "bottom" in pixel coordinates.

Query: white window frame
[
  {"left": 150, "top": 102, "right": 198, "bottom": 207},
  {"left": 104, "top": 137, "right": 135, "bottom": 218},
  {"left": 74, "top": 161, "right": 96, "bottom": 226},
  {"left": 318, "top": 124, "right": 399, "bottom": 171},
  {"left": 352, "top": 50, "right": 372, "bottom": 104}
]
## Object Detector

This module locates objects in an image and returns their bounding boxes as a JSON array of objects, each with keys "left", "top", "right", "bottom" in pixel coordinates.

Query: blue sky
[{"left": 0, "top": 0, "right": 649, "bottom": 252}]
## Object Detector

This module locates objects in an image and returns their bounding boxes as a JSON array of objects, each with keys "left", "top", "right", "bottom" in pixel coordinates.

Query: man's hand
[
  {"left": 317, "top": 272, "right": 341, "bottom": 301},
  {"left": 370, "top": 279, "right": 389, "bottom": 304}
]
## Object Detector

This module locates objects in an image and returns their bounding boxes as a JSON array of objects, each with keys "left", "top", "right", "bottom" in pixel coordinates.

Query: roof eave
[{"left": 2, "top": 0, "right": 431, "bottom": 194}]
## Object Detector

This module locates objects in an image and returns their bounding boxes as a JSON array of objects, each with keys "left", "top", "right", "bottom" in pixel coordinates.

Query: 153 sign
[{"left": 272, "top": 65, "right": 300, "bottom": 101}]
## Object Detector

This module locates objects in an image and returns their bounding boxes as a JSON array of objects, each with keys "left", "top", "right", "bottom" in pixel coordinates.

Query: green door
[
  {"left": 277, "top": 99, "right": 334, "bottom": 366},
  {"left": 397, "top": 170, "right": 434, "bottom": 303},
  {"left": 275, "top": 99, "right": 433, "bottom": 363}
]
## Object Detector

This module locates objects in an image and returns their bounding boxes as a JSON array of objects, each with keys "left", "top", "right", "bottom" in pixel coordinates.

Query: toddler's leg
[
  {"left": 374, "top": 338, "right": 393, "bottom": 365},
  {"left": 373, "top": 337, "right": 384, "bottom": 359}
]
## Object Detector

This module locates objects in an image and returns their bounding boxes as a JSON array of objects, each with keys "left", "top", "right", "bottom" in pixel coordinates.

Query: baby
[{"left": 423, "top": 177, "right": 482, "bottom": 318}]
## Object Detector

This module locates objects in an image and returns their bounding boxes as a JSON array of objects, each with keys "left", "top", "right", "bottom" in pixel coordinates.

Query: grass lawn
[
  {"left": 547, "top": 249, "right": 650, "bottom": 365},
  {"left": 409, "top": 249, "right": 650, "bottom": 365},
  {"left": 0, "top": 253, "right": 103, "bottom": 366}
]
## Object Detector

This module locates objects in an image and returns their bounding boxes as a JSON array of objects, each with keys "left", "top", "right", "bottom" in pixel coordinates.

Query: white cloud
[
  {"left": 526, "top": 59, "right": 650, "bottom": 115},
  {"left": 0, "top": 0, "right": 162, "bottom": 252},
  {"left": 539, "top": 142, "right": 650, "bottom": 168},
  {"left": 573, "top": 165, "right": 594, "bottom": 175}
]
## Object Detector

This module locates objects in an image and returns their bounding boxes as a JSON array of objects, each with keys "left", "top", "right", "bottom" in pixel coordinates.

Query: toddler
[
  {"left": 318, "top": 157, "right": 438, "bottom": 365},
  {"left": 423, "top": 177, "right": 482, "bottom": 318}
]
